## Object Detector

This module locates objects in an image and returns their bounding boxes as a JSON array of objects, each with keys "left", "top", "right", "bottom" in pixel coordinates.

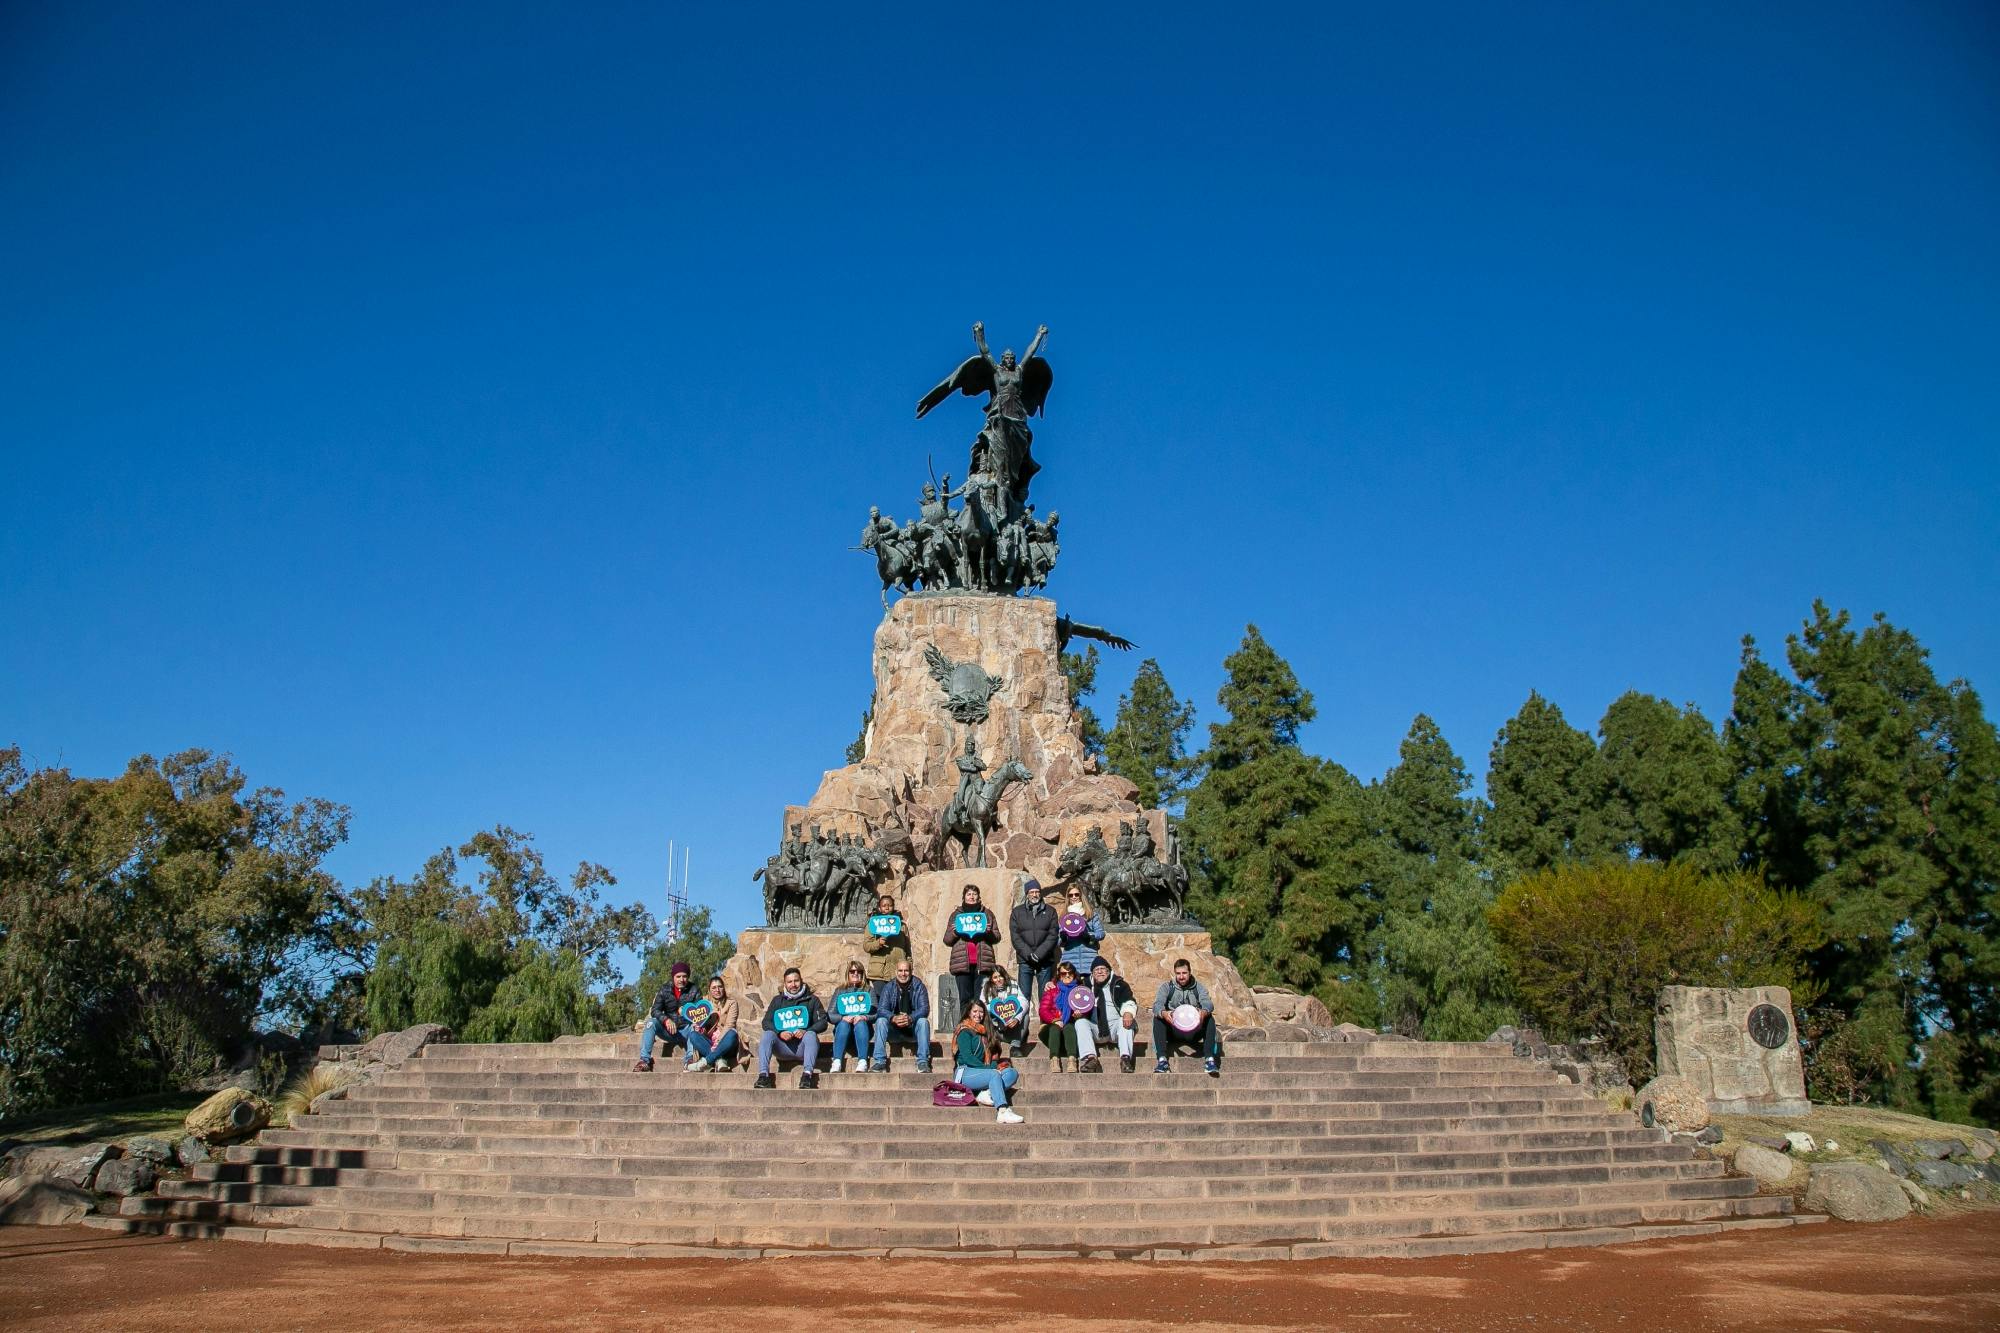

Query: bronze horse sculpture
[{"left": 939, "top": 758, "right": 1032, "bottom": 869}]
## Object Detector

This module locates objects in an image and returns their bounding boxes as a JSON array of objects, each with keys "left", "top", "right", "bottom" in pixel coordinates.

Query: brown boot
[
  {"left": 1048, "top": 1055, "right": 1061, "bottom": 1072},
  {"left": 632, "top": 1057, "right": 654, "bottom": 1073}
]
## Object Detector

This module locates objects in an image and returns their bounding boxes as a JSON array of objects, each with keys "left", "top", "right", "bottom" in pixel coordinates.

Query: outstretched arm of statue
[
  {"left": 1023, "top": 324, "right": 1048, "bottom": 362},
  {"left": 972, "top": 321, "right": 993, "bottom": 363}
]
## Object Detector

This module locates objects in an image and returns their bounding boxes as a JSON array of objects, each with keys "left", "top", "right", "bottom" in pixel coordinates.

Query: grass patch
[
  {"left": 1711, "top": 1104, "right": 1988, "bottom": 1163},
  {"left": 274, "top": 1064, "right": 358, "bottom": 1127},
  {"left": 0, "top": 1090, "right": 206, "bottom": 1149}
]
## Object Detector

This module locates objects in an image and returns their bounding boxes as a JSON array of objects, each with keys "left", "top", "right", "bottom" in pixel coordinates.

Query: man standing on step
[
  {"left": 1008, "top": 879, "right": 1058, "bottom": 1042},
  {"left": 1152, "top": 958, "right": 1220, "bottom": 1078},
  {"left": 870, "top": 956, "right": 932, "bottom": 1073},
  {"left": 633, "top": 961, "right": 698, "bottom": 1072},
  {"left": 755, "top": 966, "right": 829, "bottom": 1089},
  {"left": 1086, "top": 957, "right": 1140, "bottom": 1073}
]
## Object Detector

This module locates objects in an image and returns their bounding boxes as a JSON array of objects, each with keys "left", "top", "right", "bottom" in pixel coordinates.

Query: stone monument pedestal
[{"left": 1654, "top": 985, "right": 1810, "bottom": 1116}]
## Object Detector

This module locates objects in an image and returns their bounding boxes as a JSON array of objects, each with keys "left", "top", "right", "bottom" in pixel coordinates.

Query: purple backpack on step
[{"left": 932, "top": 1079, "right": 976, "bottom": 1107}]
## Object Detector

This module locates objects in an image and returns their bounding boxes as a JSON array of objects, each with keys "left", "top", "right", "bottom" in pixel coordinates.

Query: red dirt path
[{"left": 4, "top": 1215, "right": 1999, "bottom": 1331}]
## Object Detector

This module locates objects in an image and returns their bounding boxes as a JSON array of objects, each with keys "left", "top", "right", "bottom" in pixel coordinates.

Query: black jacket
[
  {"left": 1009, "top": 900, "right": 1059, "bottom": 965},
  {"left": 760, "top": 986, "right": 829, "bottom": 1035},
  {"left": 1088, "top": 973, "right": 1136, "bottom": 1040},
  {"left": 649, "top": 981, "right": 697, "bottom": 1025}
]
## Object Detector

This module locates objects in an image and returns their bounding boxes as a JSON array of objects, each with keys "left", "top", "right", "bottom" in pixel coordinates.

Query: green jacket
[{"left": 954, "top": 1026, "right": 995, "bottom": 1070}]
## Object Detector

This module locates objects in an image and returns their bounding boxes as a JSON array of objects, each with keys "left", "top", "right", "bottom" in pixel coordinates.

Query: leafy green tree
[
  {"left": 0, "top": 747, "right": 347, "bottom": 1115},
  {"left": 327, "top": 827, "right": 655, "bottom": 1034},
  {"left": 1368, "top": 716, "right": 1513, "bottom": 1038},
  {"left": 1376, "top": 861, "right": 1515, "bottom": 1041},
  {"left": 1485, "top": 692, "right": 1615, "bottom": 877},
  {"left": 1061, "top": 646, "right": 1107, "bottom": 757},
  {"left": 1598, "top": 692, "right": 1738, "bottom": 869},
  {"left": 1104, "top": 658, "right": 1197, "bottom": 810},
  {"left": 363, "top": 919, "right": 508, "bottom": 1035},
  {"left": 1489, "top": 860, "right": 1822, "bottom": 1082},
  {"left": 460, "top": 946, "right": 599, "bottom": 1042},
  {"left": 1182, "top": 627, "right": 1380, "bottom": 1023}
]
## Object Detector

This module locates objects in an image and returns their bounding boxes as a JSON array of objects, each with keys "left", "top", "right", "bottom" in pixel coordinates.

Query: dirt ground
[{"left": 3, "top": 1215, "right": 1998, "bottom": 1331}]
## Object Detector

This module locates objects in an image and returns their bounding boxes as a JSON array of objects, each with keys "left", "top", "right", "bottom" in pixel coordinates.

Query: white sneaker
[
  {"left": 975, "top": 1089, "right": 995, "bottom": 1107},
  {"left": 830, "top": 1058, "right": 845, "bottom": 1074},
  {"left": 855, "top": 1062, "right": 870, "bottom": 1075},
  {"left": 714, "top": 1059, "right": 732, "bottom": 1072},
  {"left": 996, "top": 1107, "right": 1024, "bottom": 1125}
]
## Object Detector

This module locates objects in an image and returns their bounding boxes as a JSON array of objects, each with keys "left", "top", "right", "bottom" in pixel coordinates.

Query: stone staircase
[{"left": 84, "top": 1036, "right": 1815, "bottom": 1260}]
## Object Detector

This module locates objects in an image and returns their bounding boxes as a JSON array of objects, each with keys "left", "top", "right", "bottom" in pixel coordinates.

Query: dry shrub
[{"left": 275, "top": 1063, "right": 358, "bottom": 1126}]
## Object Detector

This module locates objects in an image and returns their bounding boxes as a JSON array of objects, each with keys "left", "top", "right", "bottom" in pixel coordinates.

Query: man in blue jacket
[{"left": 870, "top": 957, "right": 932, "bottom": 1073}]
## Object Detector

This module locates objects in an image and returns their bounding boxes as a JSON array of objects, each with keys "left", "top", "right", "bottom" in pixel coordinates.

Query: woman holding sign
[
  {"left": 829, "top": 961, "right": 879, "bottom": 1073},
  {"left": 1037, "top": 960, "right": 1091, "bottom": 1072},
  {"left": 942, "top": 883, "right": 1001, "bottom": 1022},
  {"left": 1056, "top": 886, "right": 1106, "bottom": 977},
  {"left": 861, "top": 893, "right": 909, "bottom": 1001},
  {"left": 681, "top": 976, "right": 740, "bottom": 1072}
]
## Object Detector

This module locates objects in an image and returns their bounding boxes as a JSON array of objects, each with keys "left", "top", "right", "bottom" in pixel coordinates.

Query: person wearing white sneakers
[
  {"left": 681, "top": 975, "right": 741, "bottom": 1072},
  {"left": 953, "top": 999, "right": 1023, "bottom": 1124},
  {"left": 828, "top": 961, "right": 878, "bottom": 1073}
]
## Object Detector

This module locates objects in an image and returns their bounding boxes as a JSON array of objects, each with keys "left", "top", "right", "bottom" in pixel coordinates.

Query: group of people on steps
[{"left": 632, "top": 879, "right": 1223, "bottom": 1125}]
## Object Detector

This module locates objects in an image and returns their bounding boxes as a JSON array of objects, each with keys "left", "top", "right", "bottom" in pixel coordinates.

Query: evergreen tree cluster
[{"left": 1145, "top": 604, "right": 2000, "bottom": 1125}]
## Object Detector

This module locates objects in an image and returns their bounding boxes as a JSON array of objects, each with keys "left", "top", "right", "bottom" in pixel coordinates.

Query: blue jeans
[
  {"left": 757, "top": 1029, "right": 820, "bottom": 1074},
  {"left": 637, "top": 1015, "right": 689, "bottom": 1061},
  {"left": 1016, "top": 959, "right": 1054, "bottom": 1014},
  {"left": 685, "top": 1028, "right": 739, "bottom": 1065},
  {"left": 955, "top": 1065, "right": 1019, "bottom": 1108},
  {"left": 873, "top": 1014, "right": 932, "bottom": 1066},
  {"left": 831, "top": 1017, "right": 876, "bottom": 1065}
]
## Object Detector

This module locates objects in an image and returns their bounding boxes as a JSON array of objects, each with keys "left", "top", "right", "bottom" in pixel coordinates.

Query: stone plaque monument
[
  {"left": 721, "top": 323, "right": 1256, "bottom": 1026},
  {"left": 1654, "top": 985, "right": 1810, "bottom": 1116}
]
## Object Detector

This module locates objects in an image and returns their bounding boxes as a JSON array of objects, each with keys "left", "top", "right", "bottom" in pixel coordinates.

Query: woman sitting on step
[
  {"left": 682, "top": 975, "right": 740, "bottom": 1072},
  {"left": 1037, "top": 960, "right": 1102, "bottom": 1072},
  {"left": 953, "top": 998, "right": 1024, "bottom": 1125},
  {"left": 828, "top": 961, "right": 879, "bottom": 1073},
  {"left": 981, "top": 965, "right": 1031, "bottom": 1056}
]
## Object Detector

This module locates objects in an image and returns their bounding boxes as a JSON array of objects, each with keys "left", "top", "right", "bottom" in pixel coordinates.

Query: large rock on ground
[
  {"left": 121, "top": 1136, "right": 177, "bottom": 1168},
  {"left": 1804, "top": 1162, "right": 1912, "bottom": 1222},
  {"left": 93, "top": 1156, "right": 156, "bottom": 1196},
  {"left": 4, "top": 1142, "right": 116, "bottom": 1189},
  {"left": 0, "top": 1174, "right": 96, "bottom": 1225},
  {"left": 1731, "top": 1142, "right": 1799, "bottom": 1187},
  {"left": 1635, "top": 1075, "right": 1711, "bottom": 1133},
  {"left": 183, "top": 1087, "right": 271, "bottom": 1143}
]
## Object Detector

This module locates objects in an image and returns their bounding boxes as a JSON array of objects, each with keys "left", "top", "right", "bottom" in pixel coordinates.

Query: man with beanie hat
[
  {"left": 1008, "top": 878, "right": 1058, "bottom": 1040},
  {"left": 633, "top": 961, "right": 698, "bottom": 1071}
]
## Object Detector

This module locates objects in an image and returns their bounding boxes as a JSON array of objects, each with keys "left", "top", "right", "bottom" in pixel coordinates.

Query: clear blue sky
[{"left": 5, "top": 4, "right": 1996, "bottom": 944}]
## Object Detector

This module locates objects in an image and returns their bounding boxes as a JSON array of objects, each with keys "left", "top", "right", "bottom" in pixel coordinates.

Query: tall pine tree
[
  {"left": 1060, "top": 646, "right": 1107, "bottom": 758},
  {"left": 1598, "top": 692, "right": 1738, "bottom": 869},
  {"left": 1105, "top": 658, "right": 1197, "bottom": 810},
  {"left": 1181, "top": 627, "right": 1378, "bottom": 1023},
  {"left": 1485, "top": 691, "right": 1615, "bottom": 878},
  {"left": 1728, "top": 603, "right": 2000, "bottom": 1120},
  {"left": 1369, "top": 715, "right": 1514, "bottom": 1039}
]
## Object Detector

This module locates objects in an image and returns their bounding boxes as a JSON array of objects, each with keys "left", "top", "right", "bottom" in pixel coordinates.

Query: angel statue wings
[{"left": 916, "top": 322, "right": 1053, "bottom": 504}]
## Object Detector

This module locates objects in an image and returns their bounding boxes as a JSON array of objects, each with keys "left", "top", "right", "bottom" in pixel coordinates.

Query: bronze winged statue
[
  {"left": 1055, "top": 615, "right": 1135, "bottom": 653},
  {"left": 916, "top": 322, "right": 1053, "bottom": 505}
]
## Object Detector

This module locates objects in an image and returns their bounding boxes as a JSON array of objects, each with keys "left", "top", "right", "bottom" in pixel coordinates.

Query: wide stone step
[
  {"left": 78, "top": 1209, "right": 1815, "bottom": 1259},
  {"left": 179, "top": 1167, "right": 1748, "bottom": 1228},
  {"left": 218, "top": 1191, "right": 1784, "bottom": 1250},
  {"left": 394, "top": 1058, "right": 1564, "bottom": 1083}
]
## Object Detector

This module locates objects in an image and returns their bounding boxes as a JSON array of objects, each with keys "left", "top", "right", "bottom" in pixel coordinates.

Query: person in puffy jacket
[
  {"left": 1085, "top": 957, "right": 1139, "bottom": 1072},
  {"left": 1008, "top": 879, "right": 1058, "bottom": 1020},
  {"left": 1037, "top": 960, "right": 1096, "bottom": 1073},
  {"left": 943, "top": 883, "right": 1001, "bottom": 1022},
  {"left": 633, "top": 961, "right": 697, "bottom": 1072},
  {"left": 755, "top": 967, "right": 829, "bottom": 1089},
  {"left": 1055, "top": 885, "right": 1106, "bottom": 976},
  {"left": 871, "top": 957, "right": 932, "bottom": 1073},
  {"left": 982, "top": 965, "right": 1031, "bottom": 1056}
]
